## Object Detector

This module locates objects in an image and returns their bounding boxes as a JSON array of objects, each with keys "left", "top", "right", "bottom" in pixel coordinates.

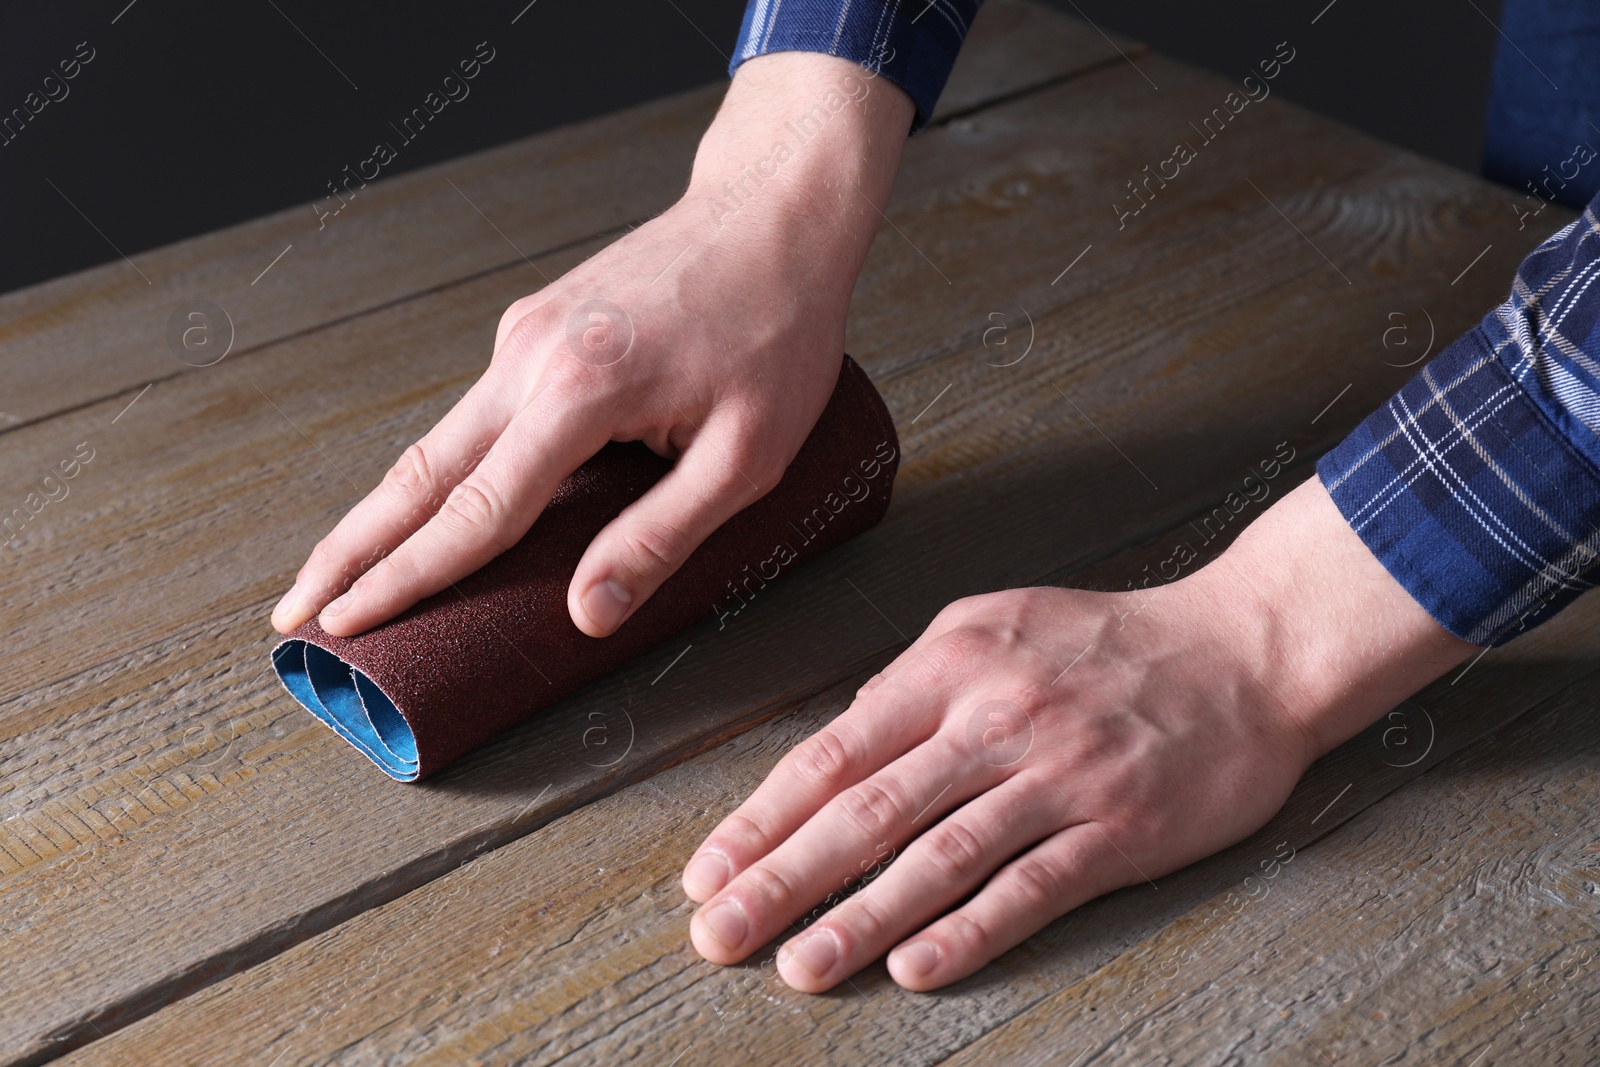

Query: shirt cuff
[
  {"left": 730, "top": 0, "right": 983, "bottom": 132},
  {"left": 1316, "top": 208, "right": 1600, "bottom": 645}
]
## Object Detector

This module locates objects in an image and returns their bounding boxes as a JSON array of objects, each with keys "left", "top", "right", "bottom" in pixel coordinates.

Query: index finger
[
  {"left": 314, "top": 384, "right": 610, "bottom": 637},
  {"left": 271, "top": 375, "right": 515, "bottom": 633},
  {"left": 681, "top": 644, "right": 953, "bottom": 904}
]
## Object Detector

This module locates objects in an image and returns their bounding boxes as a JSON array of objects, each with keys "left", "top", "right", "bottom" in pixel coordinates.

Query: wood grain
[
  {"left": 0, "top": 0, "right": 1129, "bottom": 434},
  {"left": 5, "top": 21, "right": 1579, "bottom": 1067},
  {"left": 1, "top": 51, "right": 1571, "bottom": 1065},
  {"left": 49, "top": 536, "right": 1600, "bottom": 1066}
]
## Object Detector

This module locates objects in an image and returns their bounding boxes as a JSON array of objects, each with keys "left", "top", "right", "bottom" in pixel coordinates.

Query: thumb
[{"left": 568, "top": 428, "right": 778, "bottom": 637}]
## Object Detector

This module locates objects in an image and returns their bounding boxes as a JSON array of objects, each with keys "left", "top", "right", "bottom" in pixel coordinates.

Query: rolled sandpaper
[{"left": 272, "top": 355, "right": 899, "bottom": 781}]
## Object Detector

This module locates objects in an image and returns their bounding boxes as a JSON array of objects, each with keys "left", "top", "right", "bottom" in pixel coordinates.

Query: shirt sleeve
[
  {"left": 1316, "top": 189, "right": 1600, "bottom": 646},
  {"left": 730, "top": 0, "right": 985, "bottom": 132}
]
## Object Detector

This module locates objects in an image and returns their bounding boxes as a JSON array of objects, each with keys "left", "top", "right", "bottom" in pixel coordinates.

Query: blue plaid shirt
[
  {"left": 733, "top": 1, "right": 1600, "bottom": 647},
  {"left": 1319, "top": 199, "right": 1600, "bottom": 646}
]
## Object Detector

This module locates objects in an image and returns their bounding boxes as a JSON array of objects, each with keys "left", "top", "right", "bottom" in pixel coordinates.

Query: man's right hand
[{"left": 271, "top": 51, "right": 916, "bottom": 640}]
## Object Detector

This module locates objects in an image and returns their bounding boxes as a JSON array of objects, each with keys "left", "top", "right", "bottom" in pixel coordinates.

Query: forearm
[
  {"left": 1198, "top": 476, "right": 1478, "bottom": 761},
  {"left": 684, "top": 52, "right": 915, "bottom": 307}
]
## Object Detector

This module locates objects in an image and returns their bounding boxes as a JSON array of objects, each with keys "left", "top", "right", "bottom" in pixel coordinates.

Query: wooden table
[{"left": 4, "top": 2, "right": 1596, "bottom": 1063}]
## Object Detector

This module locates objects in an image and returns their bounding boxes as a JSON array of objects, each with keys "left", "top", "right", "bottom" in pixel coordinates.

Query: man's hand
[
  {"left": 681, "top": 477, "right": 1476, "bottom": 991},
  {"left": 271, "top": 52, "right": 914, "bottom": 638}
]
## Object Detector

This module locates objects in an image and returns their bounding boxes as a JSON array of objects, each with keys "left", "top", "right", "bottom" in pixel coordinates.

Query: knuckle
[
  {"left": 304, "top": 537, "right": 339, "bottom": 572},
  {"left": 543, "top": 351, "right": 590, "bottom": 386},
  {"left": 727, "top": 437, "right": 784, "bottom": 496},
  {"left": 498, "top": 297, "right": 537, "bottom": 335},
  {"left": 540, "top": 359, "right": 605, "bottom": 411},
  {"left": 787, "top": 727, "right": 857, "bottom": 791},
  {"left": 932, "top": 594, "right": 985, "bottom": 629},
  {"left": 620, "top": 518, "right": 691, "bottom": 577},
  {"left": 940, "top": 910, "right": 990, "bottom": 956},
  {"left": 303, "top": 541, "right": 357, "bottom": 592},
  {"left": 355, "top": 550, "right": 409, "bottom": 595},
  {"left": 439, "top": 481, "right": 513, "bottom": 550},
  {"left": 939, "top": 626, "right": 993, "bottom": 661},
  {"left": 935, "top": 591, "right": 1024, "bottom": 635},
  {"left": 748, "top": 458, "right": 787, "bottom": 498},
  {"left": 737, "top": 863, "right": 797, "bottom": 913},
  {"left": 832, "top": 898, "right": 887, "bottom": 954},
  {"left": 915, "top": 627, "right": 990, "bottom": 686},
  {"left": 721, "top": 421, "right": 759, "bottom": 462},
  {"left": 855, "top": 672, "right": 890, "bottom": 699},
  {"left": 717, "top": 811, "right": 771, "bottom": 854},
  {"left": 919, "top": 821, "right": 990, "bottom": 882},
  {"left": 1004, "top": 856, "right": 1066, "bottom": 911},
  {"left": 497, "top": 302, "right": 554, "bottom": 360},
  {"left": 386, "top": 443, "right": 437, "bottom": 498},
  {"left": 835, "top": 779, "right": 906, "bottom": 839}
]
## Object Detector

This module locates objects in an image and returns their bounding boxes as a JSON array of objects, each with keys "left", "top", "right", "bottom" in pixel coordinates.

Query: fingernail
[
  {"left": 791, "top": 930, "right": 838, "bottom": 979},
  {"left": 321, "top": 592, "right": 351, "bottom": 619},
  {"left": 272, "top": 583, "right": 301, "bottom": 624},
  {"left": 700, "top": 901, "right": 747, "bottom": 951},
  {"left": 582, "top": 579, "right": 632, "bottom": 634},
  {"left": 896, "top": 940, "right": 939, "bottom": 977},
  {"left": 684, "top": 852, "right": 729, "bottom": 897}
]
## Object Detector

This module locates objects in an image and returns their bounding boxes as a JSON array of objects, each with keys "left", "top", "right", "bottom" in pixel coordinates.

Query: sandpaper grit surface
[{"left": 272, "top": 355, "right": 899, "bottom": 780}]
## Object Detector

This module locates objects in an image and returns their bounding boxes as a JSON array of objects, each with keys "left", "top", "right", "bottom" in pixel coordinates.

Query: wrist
[
  {"left": 683, "top": 52, "right": 913, "bottom": 288},
  {"left": 1193, "top": 476, "right": 1477, "bottom": 763}
]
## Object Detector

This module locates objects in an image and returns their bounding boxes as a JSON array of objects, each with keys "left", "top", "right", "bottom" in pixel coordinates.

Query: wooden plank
[
  {"left": 0, "top": 52, "right": 1570, "bottom": 1064},
  {"left": 50, "top": 530, "right": 1600, "bottom": 1066},
  {"left": 0, "top": 0, "right": 1130, "bottom": 434}
]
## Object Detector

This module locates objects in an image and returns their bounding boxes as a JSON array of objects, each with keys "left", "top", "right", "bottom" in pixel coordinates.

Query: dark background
[{"left": 0, "top": 0, "right": 1504, "bottom": 297}]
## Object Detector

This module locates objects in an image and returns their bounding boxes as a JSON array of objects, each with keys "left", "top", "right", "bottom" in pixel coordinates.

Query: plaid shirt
[
  {"left": 734, "top": 2, "right": 1600, "bottom": 647},
  {"left": 1319, "top": 196, "right": 1600, "bottom": 646}
]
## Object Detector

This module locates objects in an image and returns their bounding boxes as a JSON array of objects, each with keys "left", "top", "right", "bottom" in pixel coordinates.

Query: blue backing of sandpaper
[{"left": 272, "top": 640, "right": 420, "bottom": 781}]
